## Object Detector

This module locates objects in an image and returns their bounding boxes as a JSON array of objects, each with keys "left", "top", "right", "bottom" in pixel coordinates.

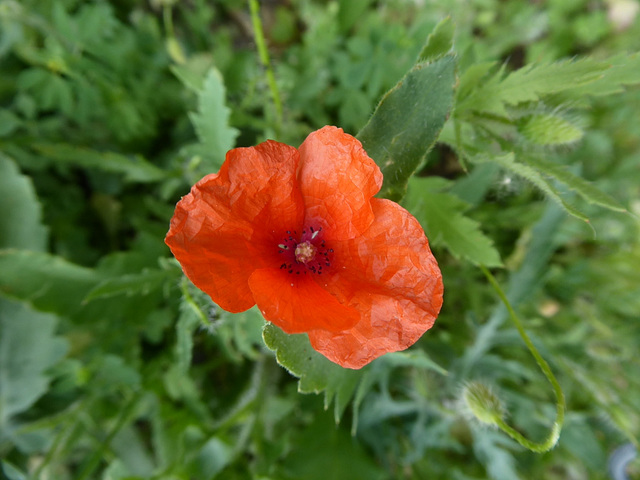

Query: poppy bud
[{"left": 462, "top": 381, "right": 505, "bottom": 427}]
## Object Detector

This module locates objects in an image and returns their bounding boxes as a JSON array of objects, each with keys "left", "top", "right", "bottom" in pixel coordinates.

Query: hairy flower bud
[{"left": 462, "top": 381, "right": 505, "bottom": 426}]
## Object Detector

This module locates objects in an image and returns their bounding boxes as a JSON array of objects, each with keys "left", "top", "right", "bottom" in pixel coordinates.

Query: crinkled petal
[
  {"left": 309, "top": 199, "right": 443, "bottom": 369},
  {"left": 165, "top": 141, "right": 304, "bottom": 312},
  {"left": 298, "top": 126, "right": 383, "bottom": 241},
  {"left": 249, "top": 268, "right": 360, "bottom": 334}
]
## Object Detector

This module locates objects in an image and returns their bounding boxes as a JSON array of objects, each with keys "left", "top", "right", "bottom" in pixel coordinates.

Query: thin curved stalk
[{"left": 480, "top": 265, "right": 565, "bottom": 453}]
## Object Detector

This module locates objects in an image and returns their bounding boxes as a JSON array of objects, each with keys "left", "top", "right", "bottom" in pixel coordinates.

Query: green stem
[
  {"left": 75, "top": 391, "right": 143, "bottom": 480},
  {"left": 162, "top": 4, "right": 175, "bottom": 38},
  {"left": 480, "top": 265, "right": 565, "bottom": 453},
  {"left": 248, "top": 0, "right": 283, "bottom": 139},
  {"left": 181, "top": 276, "right": 210, "bottom": 325}
]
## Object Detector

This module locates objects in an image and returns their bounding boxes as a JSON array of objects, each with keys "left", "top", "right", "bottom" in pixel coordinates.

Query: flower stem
[
  {"left": 181, "top": 276, "right": 210, "bottom": 325},
  {"left": 480, "top": 265, "right": 566, "bottom": 452},
  {"left": 248, "top": 0, "right": 283, "bottom": 139}
]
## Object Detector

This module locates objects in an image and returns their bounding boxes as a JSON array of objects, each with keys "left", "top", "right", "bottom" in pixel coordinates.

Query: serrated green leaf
[
  {"left": 520, "top": 157, "right": 627, "bottom": 213},
  {"left": 357, "top": 55, "right": 456, "bottom": 201},
  {"left": 31, "top": 143, "right": 166, "bottom": 183},
  {"left": 458, "top": 58, "right": 609, "bottom": 117},
  {"left": 518, "top": 113, "right": 583, "bottom": 145},
  {"left": 175, "top": 298, "right": 201, "bottom": 374},
  {"left": 0, "top": 298, "right": 68, "bottom": 427},
  {"left": 262, "top": 323, "right": 362, "bottom": 422},
  {"left": 405, "top": 177, "right": 503, "bottom": 266},
  {"left": 0, "top": 154, "right": 48, "bottom": 252},
  {"left": 0, "top": 250, "right": 99, "bottom": 315},
  {"left": 564, "top": 53, "right": 640, "bottom": 98},
  {"left": 83, "top": 268, "right": 178, "bottom": 303},
  {"left": 418, "top": 17, "right": 454, "bottom": 64},
  {"left": 188, "top": 67, "right": 239, "bottom": 172},
  {"left": 471, "top": 154, "right": 590, "bottom": 222}
]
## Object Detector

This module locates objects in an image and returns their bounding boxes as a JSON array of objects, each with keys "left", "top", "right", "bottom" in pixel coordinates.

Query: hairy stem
[
  {"left": 248, "top": 0, "right": 283, "bottom": 139},
  {"left": 480, "top": 265, "right": 565, "bottom": 452}
]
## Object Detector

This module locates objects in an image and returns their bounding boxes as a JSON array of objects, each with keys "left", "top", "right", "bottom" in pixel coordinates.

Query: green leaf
[
  {"left": 518, "top": 113, "right": 583, "bottom": 146},
  {"left": 519, "top": 157, "right": 627, "bottom": 212},
  {"left": 1, "top": 461, "right": 28, "bottom": 480},
  {"left": 188, "top": 67, "right": 239, "bottom": 172},
  {"left": 0, "top": 250, "right": 99, "bottom": 315},
  {"left": 0, "top": 154, "right": 48, "bottom": 252},
  {"left": 562, "top": 53, "right": 640, "bottom": 98},
  {"left": 418, "top": 16, "right": 454, "bottom": 63},
  {"left": 170, "top": 54, "right": 214, "bottom": 93},
  {"left": 470, "top": 153, "right": 589, "bottom": 222},
  {"left": 31, "top": 143, "right": 166, "bottom": 183},
  {"left": 405, "top": 177, "right": 502, "bottom": 266},
  {"left": 280, "top": 409, "right": 387, "bottom": 480},
  {"left": 357, "top": 55, "right": 456, "bottom": 201},
  {"left": 0, "top": 109, "right": 21, "bottom": 137},
  {"left": 262, "top": 323, "right": 362, "bottom": 422},
  {"left": 471, "top": 426, "right": 522, "bottom": 480},
  {"left": 83, "top": 268, "right": 178, "bottom": 303},
  {"left": 382, "top": 350, "right": 448, "bottom": 375},
  {"left": 0, "top": 298, "right": 68, "bottom": 427},
  {"left": 175, "top": 298, "right": 201, "bottom": 374},
  {"left": 458, "top": 58, "right": 610, "bottom": 117},
  {"left": 337, "top": 0, "right": 375, "bottom": 32}
]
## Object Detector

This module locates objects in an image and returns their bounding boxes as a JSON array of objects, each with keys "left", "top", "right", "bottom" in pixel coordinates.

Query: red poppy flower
[{"left": 166, "top": 126, "right": 443, "bottom": 369}]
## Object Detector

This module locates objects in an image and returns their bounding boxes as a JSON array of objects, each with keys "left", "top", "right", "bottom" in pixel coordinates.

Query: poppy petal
[
  {"left": 309, "top": 199, "right": 443, "bottom": 369},
  {"left": 248, "top": 268, "right": 360, "bottom": 334},
  {"left": 298, "top": 126, "right": 383, "bottom": 241},
  {"left": 165, "top": 141, "right": 305, "bottom": 312}
]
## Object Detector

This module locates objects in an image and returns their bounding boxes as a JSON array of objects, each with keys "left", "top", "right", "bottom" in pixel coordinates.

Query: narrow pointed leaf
[
  {"left": 418, "top": 17, "right": 454, "bottom": 63},
  {"left": 31, "top": 144, "right": 165, "bottom": 183},
  {"left": 520, "top": 156, "right": 627, "bottom": 212},
  {"left": 357, "top": 55, "right": 456, "bottom": 201},
  {"left": 471, "top": 154, "right": 590, "bottom": 222},
  {"left": 0, "top": 250, "right": 99, "bottom": 315}
]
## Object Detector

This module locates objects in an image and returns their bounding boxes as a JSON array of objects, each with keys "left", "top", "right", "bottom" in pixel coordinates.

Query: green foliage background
[{"left": 1, "top": 0, "right": 639, "bottom": 478}]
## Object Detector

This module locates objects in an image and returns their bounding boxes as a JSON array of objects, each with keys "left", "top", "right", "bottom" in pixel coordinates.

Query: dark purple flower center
[{"left": 277, "top": 226, "right": 333, "bottom": 275}]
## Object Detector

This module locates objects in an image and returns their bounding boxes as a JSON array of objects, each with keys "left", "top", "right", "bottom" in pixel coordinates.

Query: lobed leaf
[
  {"left": 405, "top": 177, "right": 503, "bottom": 267},
  {"left": 457, "top": 58, "right": 610, "bottom": 117},
  {"left": 262, "top": 323, "right": 362, "bottom": 422},
  {"left": 187, "top": 67, "right": 239, "bottom": 172},
  {"left": 560, "top": 53, "right": 640, "bottom": 98}
]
